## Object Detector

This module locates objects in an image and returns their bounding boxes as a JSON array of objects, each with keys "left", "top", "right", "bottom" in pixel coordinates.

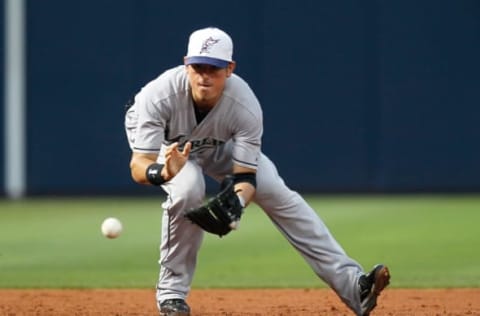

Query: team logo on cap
[{"left": 199, "top": 37, "right": 220, "bottom": 54}]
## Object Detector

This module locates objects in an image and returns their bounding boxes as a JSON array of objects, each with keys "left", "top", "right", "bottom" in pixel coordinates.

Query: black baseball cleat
[
  {"left": 359, "top": 264, "right": 390, "bottom": 316},
  {"left": 158, "top": 299, "right": 191, "bottom": 316}
]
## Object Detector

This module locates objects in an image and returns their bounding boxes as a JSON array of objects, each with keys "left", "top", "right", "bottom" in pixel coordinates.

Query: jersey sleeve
[
  {"left": 231, "top": 106, "right": 263, "bottom": 170},
  {"left": 132, "top": 90, "right": 168, "bottom": 154}
]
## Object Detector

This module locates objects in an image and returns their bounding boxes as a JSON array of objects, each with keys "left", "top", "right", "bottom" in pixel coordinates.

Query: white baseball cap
[{"left": 185, "top": 27, "right": 233, "bottom": 68}]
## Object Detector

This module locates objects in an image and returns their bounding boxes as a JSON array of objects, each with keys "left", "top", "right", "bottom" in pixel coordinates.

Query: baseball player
[{"left": 124, "top": 27, "right": 390, "bottom": 316}]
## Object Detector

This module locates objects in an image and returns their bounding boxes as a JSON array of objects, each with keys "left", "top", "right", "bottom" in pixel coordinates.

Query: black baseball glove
[{"left": 185, "top": 175, "right": 244, "bottom": 237}]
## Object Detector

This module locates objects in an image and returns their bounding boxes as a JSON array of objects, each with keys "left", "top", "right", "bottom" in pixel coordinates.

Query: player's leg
[
  {"left": 155, "top": 160, "right": 205, "bottom": 309},
  {"left": 253, "top": 153, "right": 364, "bottom": 314},
  {"left": 124, "top": 106, "right": 199, "bottom": 315}
]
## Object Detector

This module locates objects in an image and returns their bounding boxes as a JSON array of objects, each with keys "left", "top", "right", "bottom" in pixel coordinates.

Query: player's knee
[
  {"left": 169, "top": 195, "right": 204, "bottom": 216},
  {"left": 162, "top": 161, "right": 206, "bottom": 212},
  {"left": 167, "top": 180, "right": 206, "bottom": 213}
]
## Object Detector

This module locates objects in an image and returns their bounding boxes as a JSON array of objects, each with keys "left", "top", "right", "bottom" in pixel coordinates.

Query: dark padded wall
[
  {"left": 2, "top": 0, "right": 478, "bottom": 195},
  {"left": 375, "top": 1, "right": 480, "bottom": 191}
]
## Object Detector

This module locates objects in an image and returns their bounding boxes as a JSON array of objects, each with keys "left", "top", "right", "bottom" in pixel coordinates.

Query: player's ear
[{"left": 226, "top": 61, "right": 236, "bottom": 77}]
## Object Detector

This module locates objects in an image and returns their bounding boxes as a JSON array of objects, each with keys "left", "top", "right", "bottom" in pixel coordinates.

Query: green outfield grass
[{"left": 0, "top": 195, "right": 479, "bottom": 289}]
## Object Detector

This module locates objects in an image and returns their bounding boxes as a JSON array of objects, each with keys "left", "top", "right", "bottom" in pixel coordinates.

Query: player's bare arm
[
  {"left": 233, "top": 164, "right": 256, "bottom": 207},
  {"left": 129, "top": 142, "right": 191, "bottom": 185},
  {"left": 129, "top": 152, "right": 158, "bottom": 184}
]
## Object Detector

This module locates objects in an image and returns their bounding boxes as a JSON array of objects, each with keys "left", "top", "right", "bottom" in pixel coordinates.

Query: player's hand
[{"left": 161, "top": 142, "right": 191, "bottom": 181}]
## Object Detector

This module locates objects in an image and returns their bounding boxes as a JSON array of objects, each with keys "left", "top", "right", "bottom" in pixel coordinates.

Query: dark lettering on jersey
[
  {"left": 168, "top": 135, "right": 224, "bottom": 152},
  {"left": 189, "top": 137, "right": 224, "bottom": 152}
]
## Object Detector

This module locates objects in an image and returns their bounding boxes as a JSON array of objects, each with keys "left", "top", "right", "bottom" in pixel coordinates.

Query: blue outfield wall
[{"left": 1, "top": 0, "right": 479, "bottom": 195}]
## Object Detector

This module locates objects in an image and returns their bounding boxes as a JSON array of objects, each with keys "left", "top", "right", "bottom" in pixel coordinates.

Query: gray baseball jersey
[
  {"left": 125, "top": 65, "right": 367, "bottom": 315},
  {"left": 126, "top": 65, "right": 262, "bottom": 173}
]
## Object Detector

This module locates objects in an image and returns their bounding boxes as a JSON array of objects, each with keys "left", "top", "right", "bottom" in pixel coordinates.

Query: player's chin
[
  {"left": 197, "top": 85, "right": 214, "bottom": 95},
  {"left": 196, "top": 93, "right": 217, "bottom": 105}
]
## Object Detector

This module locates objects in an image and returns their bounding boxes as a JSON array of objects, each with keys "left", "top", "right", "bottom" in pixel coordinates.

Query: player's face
[{"left": 185, "top": 62, "right": 235, "bottom": 108}]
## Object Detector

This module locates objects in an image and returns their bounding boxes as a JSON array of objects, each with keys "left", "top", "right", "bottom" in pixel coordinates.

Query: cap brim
[{"left": 185, "top": 56, "right": 229, "bottom": 68}]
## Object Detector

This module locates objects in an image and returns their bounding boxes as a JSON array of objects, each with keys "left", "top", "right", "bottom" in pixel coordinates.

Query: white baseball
[{"left": 101, "top": 217, "right": 123, "bottom": 239}]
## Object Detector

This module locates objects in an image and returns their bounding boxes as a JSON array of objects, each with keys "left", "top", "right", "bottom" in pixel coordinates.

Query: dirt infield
[{"left": 0, "top": 288, "right": 479, "bottom": 315}]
